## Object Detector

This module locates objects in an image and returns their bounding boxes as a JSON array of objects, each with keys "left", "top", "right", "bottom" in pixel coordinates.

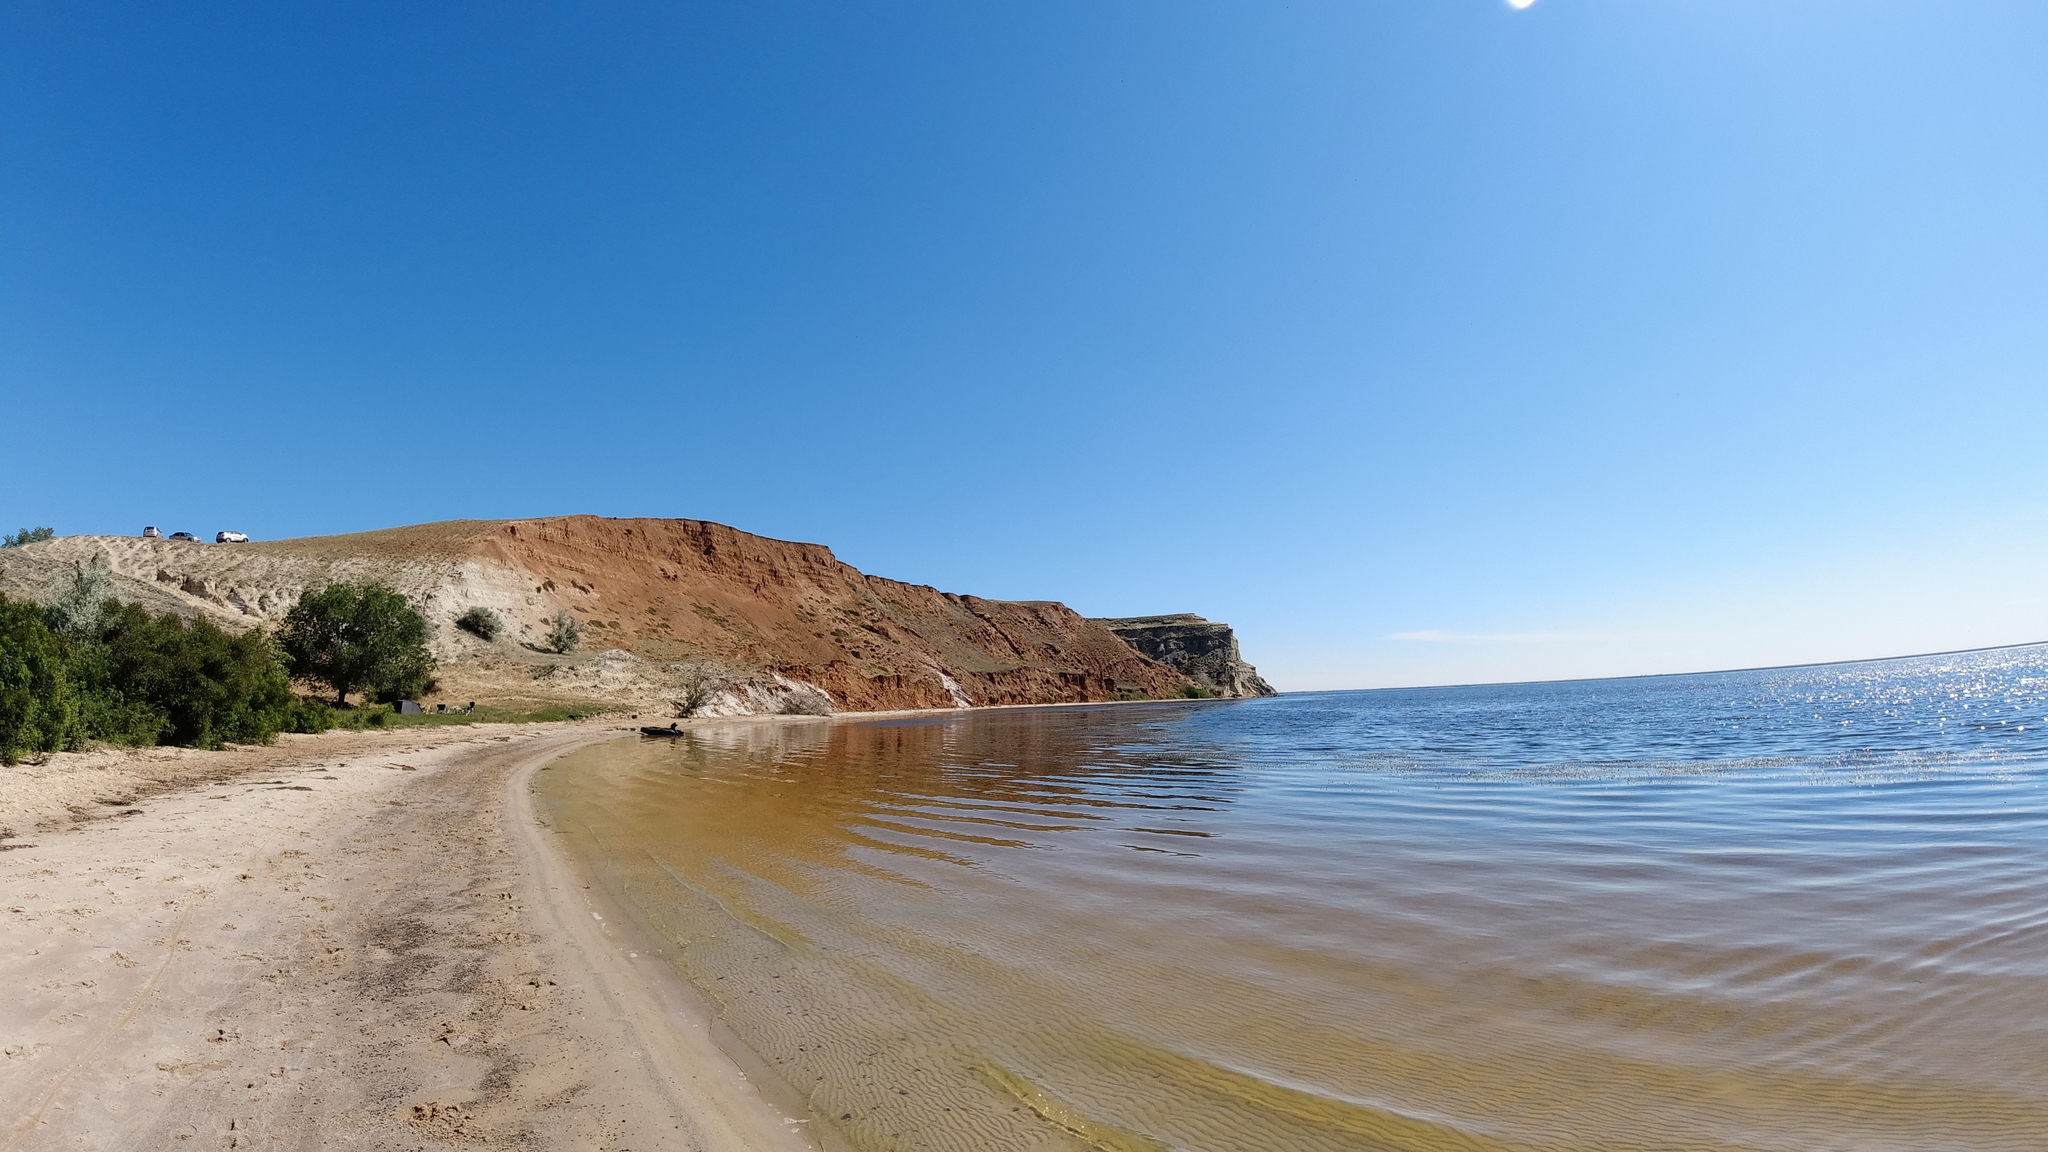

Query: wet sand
[{"left": 0, "top": 724, "right": 818, "bottom": 1152}]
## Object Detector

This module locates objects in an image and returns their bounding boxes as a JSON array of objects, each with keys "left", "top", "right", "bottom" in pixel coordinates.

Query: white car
[
  {"left": 142, "top": 526, "right": 161, "bottom": 538},
  {"left": 216, "top": 531, "right": 250, "bottom": 544}
]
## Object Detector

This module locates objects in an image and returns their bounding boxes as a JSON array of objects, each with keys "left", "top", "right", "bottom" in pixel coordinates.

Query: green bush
[
  {"left": 92, "top": 603, "right": 297, "bottom": 749},
  {"left": 281, "top": 695, "right": 338, "bottom": 734},
  {"left": 59, "top": 616, "right": 163, "bottom": 748},
  {"left": 454, "top": 606, "right": 503, "bottom": 641},
  {"left": 0, "top": 595, "right": 78, "bottom": 763},
  {"left": 308, "top": 700, "right": 383, "bottom": 731},
  {"left": 0, "top": 590, "right": 385, "bottom": 760},
  {"left": 75, "top": 698, "right": 173, "bottom": 746},
  {"left": 2, "top": 526, "right": 54, "bottom": 548},
  {"left": 276, "top": 582, "right": 436, "bottom": 706},
  {"left": 546, "top": 610, "right": 581, "bottom": 655}
]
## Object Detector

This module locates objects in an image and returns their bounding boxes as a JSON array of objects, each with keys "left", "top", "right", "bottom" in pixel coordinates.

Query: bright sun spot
[{"left": 1507, "top": 0, "right": 1536, "bottom": 8}]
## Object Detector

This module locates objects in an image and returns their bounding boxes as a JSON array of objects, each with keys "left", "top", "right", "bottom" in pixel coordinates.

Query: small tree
[
  {"left": 674, "top": 664, "right": 726, "bottom": 718},
  {"left": 3, "top": 527, "right": 54, "bottom": 548},
  {"left": 44, "top": 555, "right": 118, "bottom": 639},
  {"left": 546, "top": 610, "right": 581, "bottom": 655},
  {"left": 678, "top": 679, "right": 713, "bottom": 718},
  {"left": 454, "top": 606, "right": 503, "bottom": 641},
  {"left": 277, "top": 582, "right": 436, "bottom": 706}
]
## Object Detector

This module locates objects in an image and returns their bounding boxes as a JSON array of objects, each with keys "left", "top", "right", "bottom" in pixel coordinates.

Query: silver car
[{"left": 216, "top": 531, "right": 250, "bottom": 543}]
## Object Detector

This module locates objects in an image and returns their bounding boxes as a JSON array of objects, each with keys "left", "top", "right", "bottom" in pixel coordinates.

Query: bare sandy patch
[{"left": 0, "top": 724, "right": 816, "bottom": 1151}]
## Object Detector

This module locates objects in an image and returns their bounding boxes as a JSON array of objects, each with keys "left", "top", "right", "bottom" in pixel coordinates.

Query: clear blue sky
[{"left": 4, "top": 0, "right": 2044, "bottom": 689}]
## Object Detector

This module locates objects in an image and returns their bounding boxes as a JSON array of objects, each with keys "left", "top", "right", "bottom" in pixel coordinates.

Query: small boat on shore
[{"left": 639, "top": 724, "right": 686, "bottom": 737}]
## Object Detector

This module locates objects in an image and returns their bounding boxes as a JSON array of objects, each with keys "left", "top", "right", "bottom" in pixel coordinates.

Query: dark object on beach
[
  {"left": 640, "top": 723, "right": 685, "bottom": 737},
  {"left": 396, "top": 699, "right": 424, "bottom": 714}
]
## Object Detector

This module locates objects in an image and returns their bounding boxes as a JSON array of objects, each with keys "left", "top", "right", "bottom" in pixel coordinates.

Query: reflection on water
[{"left": 537, "top": 645, "right": 2048, "bottom": 1152}]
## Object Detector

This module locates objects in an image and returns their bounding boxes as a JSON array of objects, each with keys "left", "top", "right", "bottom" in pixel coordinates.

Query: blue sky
[{"left": 3, "top": 0, "right": 2044, "bottom": 689}]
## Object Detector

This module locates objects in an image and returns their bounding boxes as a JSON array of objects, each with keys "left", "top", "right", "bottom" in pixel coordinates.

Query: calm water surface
[{"left": 537, "top": 645, "right": 2048, "bottom": 1152}]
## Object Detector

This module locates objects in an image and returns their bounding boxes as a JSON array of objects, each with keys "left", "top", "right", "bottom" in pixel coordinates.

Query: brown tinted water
[{"left": 536, "top": 651, "right": 2048, "bottom": 1152}]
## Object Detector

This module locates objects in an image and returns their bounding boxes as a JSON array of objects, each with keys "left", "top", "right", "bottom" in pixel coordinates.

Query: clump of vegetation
[
  {"left": 376, "top": 702, "right": 608, "bottom": 728},
  {"left": 276, "top": 582, "right": 437, "bottom": 706},
  {"left": 0, "top": 579, "right": 624, "bottom": 765},
  {"left": 0, "top": 591, "right": 317, "bottom": 763},
  {"left": 0, "top": 596, "right": 78, "bottom": 762},
  {"left": 279, "top": 695, "right": 339, "bottom": 734},
  {"left": 45, "top": 556, "right": 117, "bottom": 639},
  {"left": 678, "top": 679, "right": 715, "bottom": 718},
  {"left": 1181, "top": 683, "right": 1214, "bottom": 699},
  {"left": 454, "top": 606, "right": 503, "bottom": 641},
  {"left": 673, "top": 664, "right": 729, "bottom": 718},
  {"left": 87, "top": 602, "right": 298, "bottom": 747},
  {"left": 546, "top": 610, "right": 581, "bottom": 655},
  {"left": 2, "top": 526, "right": 54, "bottom": 548}
]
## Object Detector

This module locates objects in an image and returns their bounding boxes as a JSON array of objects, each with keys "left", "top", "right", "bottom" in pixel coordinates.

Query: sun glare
[{"left": 1507, "top": 0, "right": 1537, "bottom": 8}]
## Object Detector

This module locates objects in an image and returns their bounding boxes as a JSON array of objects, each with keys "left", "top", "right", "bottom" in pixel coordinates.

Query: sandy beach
[{"left": 0, "top": 723, "right": 820, "bottom": 1152}]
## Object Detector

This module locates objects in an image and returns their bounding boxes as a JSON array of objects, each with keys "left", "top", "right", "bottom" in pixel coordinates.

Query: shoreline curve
[{"left": 0, "top": 721, "right": 820, "bottom": 1150}]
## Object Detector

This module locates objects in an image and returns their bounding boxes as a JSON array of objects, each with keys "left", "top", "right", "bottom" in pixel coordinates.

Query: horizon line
[{"left": 1293, "top": 637, "right": 2048, "bottom": 695}]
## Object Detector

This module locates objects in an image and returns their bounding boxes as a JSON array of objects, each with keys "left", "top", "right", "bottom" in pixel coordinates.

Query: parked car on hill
[
  {"left": 216, "top": 531, "right": 250, "bottom": 543},
  {"left": 167, "top": 531, "right": 199, "bottom": 542},
  {"left": 142, "top": 526, "right": 161, "bottom": 538}
]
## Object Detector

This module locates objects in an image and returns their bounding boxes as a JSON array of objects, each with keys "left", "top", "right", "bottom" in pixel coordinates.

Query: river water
[{"left": 536, "top": 644, "right": 2048, "bottom": 1151}]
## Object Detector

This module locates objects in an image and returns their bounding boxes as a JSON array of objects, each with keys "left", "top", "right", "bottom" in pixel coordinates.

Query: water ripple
[{"left": 538, "top": 642, "right": 2048, "bottom": 1151}]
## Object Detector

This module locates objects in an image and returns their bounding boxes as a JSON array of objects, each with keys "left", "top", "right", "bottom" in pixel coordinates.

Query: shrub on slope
[{"left": 454, "top": 606, "right": 503, "bottom": 641}]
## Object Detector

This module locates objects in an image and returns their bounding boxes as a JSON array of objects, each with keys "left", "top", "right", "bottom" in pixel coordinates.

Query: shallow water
[{"left": 537, "top": 645, "right": 2048, "bottom": 1151}]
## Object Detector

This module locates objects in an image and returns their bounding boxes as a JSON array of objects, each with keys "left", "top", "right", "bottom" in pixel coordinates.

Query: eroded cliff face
[
  {"left": 467, "top": 517, "right": 1190, "bottom": 710},
  {"left": 0, "top": 517, "right": 1192, "bottom": 714},
  {"left": 1089, "top": 614, "right": 1278, "bottom": 698}
]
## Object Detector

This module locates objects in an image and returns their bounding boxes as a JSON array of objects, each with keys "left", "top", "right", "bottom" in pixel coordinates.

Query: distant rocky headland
[
  {"left": 1090, "top": 614, "right": 1278, "bottom": 699},
  {"left": 0, "top": 516, "right": 1278, "bottom": 717}
]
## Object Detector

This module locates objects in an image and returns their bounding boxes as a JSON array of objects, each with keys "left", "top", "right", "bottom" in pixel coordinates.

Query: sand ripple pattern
[{"left": 539, "top": 644, "right": 2048, "bottom": 1151}]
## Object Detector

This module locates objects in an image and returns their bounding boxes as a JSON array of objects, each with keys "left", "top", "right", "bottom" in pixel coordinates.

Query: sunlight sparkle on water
[{"left": 540, "top": 644, "right": 2048, "bottom": 1152}]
